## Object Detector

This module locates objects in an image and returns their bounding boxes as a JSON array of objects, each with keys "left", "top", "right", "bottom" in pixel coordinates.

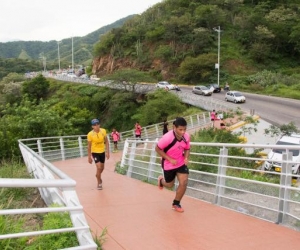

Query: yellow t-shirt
[{"left": 87, "top": 128, "right": 107, "bottom": 153}]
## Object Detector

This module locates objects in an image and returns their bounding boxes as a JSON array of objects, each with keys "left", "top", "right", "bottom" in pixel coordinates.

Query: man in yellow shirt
[{"left": 87, "top": 118, "right": 110, "bottom": 190}]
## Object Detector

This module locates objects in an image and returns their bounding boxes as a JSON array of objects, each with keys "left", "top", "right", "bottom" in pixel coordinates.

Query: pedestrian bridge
[{"left": 1, "top": 113, "right": 300, "bottom": 249}]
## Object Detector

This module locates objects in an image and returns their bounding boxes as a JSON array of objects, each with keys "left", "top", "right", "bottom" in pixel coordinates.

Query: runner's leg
[{"left": 174, "top": 173, "right": 188, "bottom": 202}]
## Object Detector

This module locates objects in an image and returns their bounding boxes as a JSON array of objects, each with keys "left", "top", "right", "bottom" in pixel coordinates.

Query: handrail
[
  {"left": 121, "top": 139, "right": 300, "bottom": 231},
  {"left": 0, "top": 140, "right": 98, "bottom": 249}
]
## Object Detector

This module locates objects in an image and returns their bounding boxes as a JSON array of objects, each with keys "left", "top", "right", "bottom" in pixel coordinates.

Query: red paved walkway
[{"left": 54, "top": 153, "right": 300, "bottom": 250}]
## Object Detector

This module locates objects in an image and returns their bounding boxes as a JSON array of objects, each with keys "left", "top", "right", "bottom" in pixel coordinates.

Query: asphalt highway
[{"left": 179, "top": 86, "right": 300, "bottom": 128}]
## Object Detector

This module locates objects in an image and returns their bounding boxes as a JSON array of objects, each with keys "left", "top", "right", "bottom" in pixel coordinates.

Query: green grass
[{"left": 0, "top": 160, "right": 106, "bottom": 249}]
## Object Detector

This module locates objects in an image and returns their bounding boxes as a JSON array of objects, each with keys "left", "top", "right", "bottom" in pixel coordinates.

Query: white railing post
[
  {"left": 37, "top": 139, "right": 43, "bottom": 157},
  {"left": 203, "top": 113, "right": 206, "bottom": 124},
  {"left": 155, "top": 124, "right": 159, "bottom": 138},
  {"left": 214, "top": 147, "right": 228, "bottom": 205},
  {"left": 127, "top": 141, "right": 136, "bottom": 178},
  {"left": 60, "top": 137, "right": 65, "bottom": 160},
  {"left": 277, "top": 152, "right": 292, "bottom": 224},
  {"left": 142, "top": 139, "right": 149, "bottom": 155},
  {"left": 148, "top": 139, "right": 158, "bottom": 182},
  {"left": 190, "top": 116, "right": 194, "bottom": 128},
  {"left": 120, "top": 140, "right": 129, "bottom": 168},
  {"left": 78, "top": 136, "right": 84, "bottom": 157},
  {"left": 144, "top": 127, "right": 148, "bottom": 139}
]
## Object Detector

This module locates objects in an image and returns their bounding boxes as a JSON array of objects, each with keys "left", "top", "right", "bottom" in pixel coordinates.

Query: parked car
[
  {"left": 263, "top": 134, "right": 300, "bottom": 175},
  {"left": 156, "top": 81, "right": 175, "bottom": 90},
  {"left": 207, "top": 84, "right": 221, "bottom": 93},
  {"left": 225, "top": 91, "right": 246, "bottom": 103},
  {"left": 192, "top": 85, "right": 213, "bottom": 96}
]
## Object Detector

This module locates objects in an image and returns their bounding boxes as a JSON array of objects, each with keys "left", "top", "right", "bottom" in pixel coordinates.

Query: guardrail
[
  {"left": 18, "top": 112, "right": 213, "bottom": 162},
  {"left": 0, "top": 141, "right": 98, "bottom": 249},
  {"left": 120, "top": 139, "right": 300, "bottom": 231},
  {"left": 42, "top": 72, "right": 246, "bottom": 115},
  {"left": 7, "top": 112, "right": 211, "bottom": 248}
]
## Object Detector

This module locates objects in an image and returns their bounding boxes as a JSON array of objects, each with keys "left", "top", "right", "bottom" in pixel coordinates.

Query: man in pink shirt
[
  {"left": 210, "top": 109, "right": 216, "bottom": 127},
  {"left": 155, "top": 117, "right": 190, "bottom": 212}
]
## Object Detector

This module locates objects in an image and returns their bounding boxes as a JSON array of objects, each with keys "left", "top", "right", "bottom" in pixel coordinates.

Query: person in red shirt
[
  {"left": 155, "top": 117, "right": 190, "bottom": 213},
  {"left": 111, "top": 128, "right": 120, "bottom": 152},
  {"left": 210, "top": 109, "right": 216, "bottom": 127},
  {"left": 134, "top": 122, "right": 142, "bottom": 139}
]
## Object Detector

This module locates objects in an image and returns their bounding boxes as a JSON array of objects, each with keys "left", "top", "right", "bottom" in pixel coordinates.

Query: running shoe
[
  {"left": 157, "top": 175, "right": 164, "bottom": 190},
  {"left": 172, "top": 204, "right": 184, "bottom": 212},
  {"left": 97, "top": 184, "right": 103, "bottom": 190}
]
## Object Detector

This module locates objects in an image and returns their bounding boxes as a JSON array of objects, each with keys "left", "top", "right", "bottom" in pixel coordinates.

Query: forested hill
[
  {"left": 0, "top": 15, "right": 135, "bottom": 66},
  {"left": 92, "top": 0, "right": 300, "bottom": 84}
]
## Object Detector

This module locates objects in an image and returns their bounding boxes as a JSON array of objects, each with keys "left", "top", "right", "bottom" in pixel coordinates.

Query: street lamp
[
  {"left": 71, "top": 36, "right": 74, "bottom": 72},
  {"left": 39, "top": 53, "right": 46, "bottom": 72},
  {"left": 57, "top": 41, "right": 62, "bottom": 71},
  {"left": 213, "top": 26, "right": 221, "bottom": 87}
]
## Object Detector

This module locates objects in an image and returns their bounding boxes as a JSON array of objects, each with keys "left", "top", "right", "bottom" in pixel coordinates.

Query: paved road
[
  {"left": 179, "top": 86, "right": 300, "bottom": 128},
  {"left": 46, "top": 74, "right": 300, "bottom": 129}
]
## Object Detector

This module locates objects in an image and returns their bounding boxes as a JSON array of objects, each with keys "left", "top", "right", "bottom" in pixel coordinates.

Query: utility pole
[
  {"left": 57, "top": 41, "right": 61, "bottom": 71},
  {"left": 39, "top": 53, "right": 46, "bottom": 72},
  {"left": 71, "top": 36, "right": 74, "bottom": 72},
  {"left": 213, "top": 26, "right": 221, "bottom": 87}
]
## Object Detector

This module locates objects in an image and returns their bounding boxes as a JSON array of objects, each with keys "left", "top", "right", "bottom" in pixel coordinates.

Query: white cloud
[{"left": 0, "top": 0, "right": 162, "bottom": 42}]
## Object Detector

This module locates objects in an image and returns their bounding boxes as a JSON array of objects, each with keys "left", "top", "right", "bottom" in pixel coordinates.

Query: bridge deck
[{"left": 54, "top": 153, "right": 300, "bottom": 250}]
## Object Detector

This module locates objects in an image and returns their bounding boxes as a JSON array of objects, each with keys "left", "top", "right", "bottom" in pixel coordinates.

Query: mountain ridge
[{"left": 0, "top": 15, "right": 136, "bottom": 68}]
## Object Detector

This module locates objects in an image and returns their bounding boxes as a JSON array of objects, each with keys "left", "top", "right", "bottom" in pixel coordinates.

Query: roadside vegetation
[
  {"left": 0, "top": 73, "right": 202, "bottom": 248},
  {"left": 92, "top": 0, "right": 300, "bottom": 101}
]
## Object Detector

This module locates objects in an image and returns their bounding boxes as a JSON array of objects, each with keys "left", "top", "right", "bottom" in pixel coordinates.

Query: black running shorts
[
  {"left": 92, "top": 152, "right": 105, "bottom": 164},
  {"left": 163, "top": 164, "right": 189, "bottom": 183}
]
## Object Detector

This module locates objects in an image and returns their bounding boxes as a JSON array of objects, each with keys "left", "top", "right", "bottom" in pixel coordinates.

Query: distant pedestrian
[
  {"left": 162, "top": 119, "right": 168, "bottom": 135},
  {"left": 156, "top": 117, "right": 190, "bottom": 213},
  {"left": 134, "top": 121, "right": 142, "bottom": 139},
  {"left": 111, "top": 128, "right": 120, "bottom": 152},
  {"left": 87, "top": 119, "right": 110, "bottom": 190},
  {"left": 224, "top": 82, "right": 230, "bottom": 91},
  {"left": 220, "top": 122, "right": 227, "bottom": 129},
  {"left": 210, "top": 109, "right": 216, "bottom": 127}
]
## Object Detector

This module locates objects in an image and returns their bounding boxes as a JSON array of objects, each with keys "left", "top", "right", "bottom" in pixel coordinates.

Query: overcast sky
[{"left": 0, "top": 0, "right": 162, "bottom": 43}]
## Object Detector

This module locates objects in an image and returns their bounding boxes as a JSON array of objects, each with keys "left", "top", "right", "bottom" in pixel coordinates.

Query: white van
[{"left": 264, "top": 134, "right": 300, "bottom": 175}]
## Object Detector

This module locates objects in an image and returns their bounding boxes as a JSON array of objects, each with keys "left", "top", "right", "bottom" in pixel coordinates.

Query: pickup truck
[{"left": 264, "top": 134, "right": 300, "bottom": 175}]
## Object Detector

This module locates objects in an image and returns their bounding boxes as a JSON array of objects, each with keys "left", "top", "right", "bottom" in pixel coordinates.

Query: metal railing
[
  {"left": 3, "top": 112, "right": 210, "bottom": 248},
  {"left": 0, "top": 141, "right": 97, "bottom": 249},
  {"left": 43, "top": 72, "right": 244, "bottom": 114},
  {"left": 120, "top": 139, "right": 300, "bottom": 231},
  {"left": 19, "top": 112, "right": 213, "bottom": 162}
]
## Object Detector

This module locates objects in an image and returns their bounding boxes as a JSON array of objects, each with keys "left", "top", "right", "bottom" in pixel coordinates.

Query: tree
[
  {"left": 22, "top": 74, "right": 49, "bottom": 103},
  {"left": 2, "top": 82, "right": 22, "bottom": 104},
  {"left": 264, "top": 122, "right": 299, "bottom": 139},
  {"left": 179, "top": 53, "right": 216, "bottom": 83},
  {"left": 103, "top": 69, "right": 155, "bottom": 94},
  {"left": 131, "top": 89, "right": 186, "bottom": 125},
  {"left": 0, "top": 73, "right": 26, "bottom": 84}
]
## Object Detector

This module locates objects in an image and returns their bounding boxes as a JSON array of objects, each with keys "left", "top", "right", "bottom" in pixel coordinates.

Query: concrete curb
[{"left": 229, "top": 115, "right": 260, "bottom": 131}]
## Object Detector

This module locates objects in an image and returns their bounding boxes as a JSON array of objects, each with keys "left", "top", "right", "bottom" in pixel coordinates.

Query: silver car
[
  {"left": 192, "top": 85, "right": 213, "bottom": 96},
  {"left": 225, "top": 91, "right": 246, "bottom": 103},
  {"left": 156, "top": 81, "right": 175, "bottom": 90}
]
